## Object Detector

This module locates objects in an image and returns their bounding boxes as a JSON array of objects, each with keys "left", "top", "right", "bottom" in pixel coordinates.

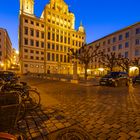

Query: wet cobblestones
[{"left": 19, "top": 77, "right": 140, "bottom": 139}]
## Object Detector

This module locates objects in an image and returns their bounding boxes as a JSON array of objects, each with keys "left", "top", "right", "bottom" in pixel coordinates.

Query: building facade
[
  {"left": 87, "top": 22, "right": 140, "bottom": 76},
  {"left": 19, "top": 0, "right": 86, "bottom": 74},
  {"left": 0, "top": 28, "right": 12, "bottom": 70}
]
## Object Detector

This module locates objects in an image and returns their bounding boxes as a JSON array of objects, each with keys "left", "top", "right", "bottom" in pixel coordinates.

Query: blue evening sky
[{"left": 0, "top": 0, "right": 140, "bottom": 50}]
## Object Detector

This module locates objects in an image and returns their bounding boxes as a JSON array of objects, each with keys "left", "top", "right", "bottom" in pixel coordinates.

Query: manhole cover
[
  {"left": 47, "top": 125, "right": 93, "bottom": 140},
  {"left": 56, "top": 129, "right": 90, "bottom": 140}
]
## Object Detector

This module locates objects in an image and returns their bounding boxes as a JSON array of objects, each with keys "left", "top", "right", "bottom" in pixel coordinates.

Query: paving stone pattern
[{"left": 19, "top": 77, "right": 140, "bottom": 140}]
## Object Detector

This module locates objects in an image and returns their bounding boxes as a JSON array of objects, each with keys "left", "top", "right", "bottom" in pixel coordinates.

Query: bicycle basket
[{"left": 0, "top": 92, "right": 21, "bottom": 132}]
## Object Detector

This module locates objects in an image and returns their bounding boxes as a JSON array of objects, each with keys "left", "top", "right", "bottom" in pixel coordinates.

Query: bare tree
[
  {"left": 99, "top": 52, "right": 118, "bottom": 72},
  {"left": 117, "top": 56, "right": 132, "bottom": 73},
  {"left": 68, "top": 44, "right": 100, "bottom": 80}
]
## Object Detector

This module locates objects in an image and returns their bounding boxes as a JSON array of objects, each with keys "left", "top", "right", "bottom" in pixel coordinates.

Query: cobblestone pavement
[{"left": 19, "top": 76, "right": 140, "bottom": 140}]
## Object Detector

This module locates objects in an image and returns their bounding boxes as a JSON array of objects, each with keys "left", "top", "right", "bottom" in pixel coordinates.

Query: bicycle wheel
[{"left": 27, "top": 89, "right": 41, "bottom": 110}]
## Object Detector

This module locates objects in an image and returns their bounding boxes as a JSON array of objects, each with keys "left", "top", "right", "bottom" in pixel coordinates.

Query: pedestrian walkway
[{"left": 18, "top": 106, "right": 93, "bottom": 139}]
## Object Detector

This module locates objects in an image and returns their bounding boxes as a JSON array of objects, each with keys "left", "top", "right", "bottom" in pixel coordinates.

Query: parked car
[
  {"left": 99, "top": 72, "right": 130, "bottom": 87},
  {"left": 132, "top": 75, "right": 140, "bottom": 84},
  {"left": 0, "top": 71, "right": 18, "bottom": 82}
]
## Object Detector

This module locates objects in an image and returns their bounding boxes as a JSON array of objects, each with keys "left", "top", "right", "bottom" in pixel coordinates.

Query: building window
[
  {"left": 56, "top": 54, "right": 59, "bottom": 61},
  {"left": 64, "top": 37, "right": 66, "bottom": 43},
  {"left": 56, "top": 45, "right": 59, "bottom": 51},
  {"left": 64, "top": 55, "right": 66, "bottom": 62},
  {"left": 52, "top": 44, "right": 55, "bottom": 50},
  {"left": 125, "top": 42, "right": 129, "bottom": 48},
  {"left": 24, "top": 38, "right": 28, "bottom": 45},
  {"left": 30, "top": 56, "right": 34, "bottom": 59},
  {"left": 112, "top": 46, "right": 116, "bottom": 51},
  {"left": 36, "top": 51, "right": 39, "bottom": 54},
  {"left": 41, "top": 24, "right": 44, "bottom": 28},
  {"left": 125, "top": 32, "right": 129, "bottom": 38},
  {"left": 0, "top": 51, "right": 2, "bottom": 56},
  {"left": 52, "top": 53, "right": 55, "bottom": 61},
  {"left": 48, "top": 43, "right": 50, "bottom": 49},
  {"left": 24, "top": 64, "right": 28, "bottom": 67},
  {"left": 41, "top": 52, "right": 44, "bottom": 55},
  {"left": 56, "top": 35, "right": 59, "bottom": 42},
  {"left": 119, "top": 35, "right": 123, "bottom": 40},
  {"left": 36, "top": 30, "right": 39, "bottom": 38},
  {"left": 41, "top": 57, "right": 44, "bottom": 60},
  {"left": 103, "top": 41, "right": 106, "bottom": 45},
  {"left": 30, "top": 29, "right": 34, "bottom": 36},
  {"left": 47, "top": 53, "right": 50, "bottom": 61},
  {"left": 60, "top": 55, "right": 63, "bottom": 62},
  {"left": 24, "top": 49, "right": 28, "bottom": 53},
  {"left": 118, "top": 44, "right": 123, "bottom": 49},
  {"left": 68, "top": 38, "right": 70, "bottom": 44},
  {"left": 73, "top": 41, "right": 75, "bottom": 46},
  {"left": 31, "top": 21, "right": 34, "bottom": 25},
  {"left": 136, "top": 28, "right": 140, "bottom": 34},
  {"left": 41, "top": 32, "right": 44, "bottom": 39},
  {"left": 24, "top": 19, "right": 28, "bottom": 23},
  {"left": 135, "top": 50, "right": 140, "bottom": 56},
  {"left": 60, "top": 46, "right": 63, "bottom": 51},
  {"left": 48, "top": 32, "right": 50, "bottom": 40},
  {"left": 108, "top": 39, "right": 110, "bottom": 44},
  {"left": 61, "top": 36, "right": 63, "bottom": 42},
  {"left": 64, "top": 46, "right": 67, "bottom": 52},
  {"left": 41, "top": 42, "right": 44, "bottom": 48},
  {"left": 36, "top": 57, "right": 39, "bottom": 60},
  {"left": 124, "top": 52, "right": 128, "bottom": 58},
  {"left": 113, "top": 37, "right": 116, "bottom": 43},
  {"left": 30, "top": 39, "right": 34, "bottom": 46},
  {"left": 52, "top": 33, "right": 55, "bottom": 41},
  {"left": 36, "top": 41, "right": 39, "bottom": 47},
  {"left": 135, "top": 39, "right": 140, "bottom": 45},
  {"left": 36, "top": 23, "right": 39, "bottom": 26},
  {"left": 24, "top": 27, "right": 28, "bottom": 35},
  {"left": 30, "top": 50, "right": 34, "bottom": 53}
]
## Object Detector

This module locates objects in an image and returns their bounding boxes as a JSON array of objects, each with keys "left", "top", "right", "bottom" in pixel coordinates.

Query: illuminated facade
[
  {"left": 10, "top": 48, "right": 20, "bottom": 71},
  {"left": 87, "top": 22, "right": 140, "bottom": 76},
  {"left": 19, "top": 0, "right": 86, "bottom": 74},
  {"left": 0, "top": 28, "right": 12, "bottom": 70}
]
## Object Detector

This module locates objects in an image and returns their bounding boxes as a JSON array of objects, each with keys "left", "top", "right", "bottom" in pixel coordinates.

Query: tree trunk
[{"left": 84, "top": 64, "right": 88, "bottom": 80}]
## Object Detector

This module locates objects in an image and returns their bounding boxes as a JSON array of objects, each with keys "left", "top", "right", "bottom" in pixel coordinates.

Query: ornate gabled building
[{"left": 19, "top": 0, "right": 86, "bottom": 74}]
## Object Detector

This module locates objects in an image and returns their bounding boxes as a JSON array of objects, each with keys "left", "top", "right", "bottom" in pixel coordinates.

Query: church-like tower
[{"left": 20, "top": 0, "right": 34, "bottom": 15}]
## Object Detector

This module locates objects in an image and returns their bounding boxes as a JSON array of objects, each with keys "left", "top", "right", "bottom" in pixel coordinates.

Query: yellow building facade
[
  {"left": 19, "top": 0, "right": 86, "bottom": 74},
  {"left": 0, "top": 28, "right": 12, "bottom": 70}
]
